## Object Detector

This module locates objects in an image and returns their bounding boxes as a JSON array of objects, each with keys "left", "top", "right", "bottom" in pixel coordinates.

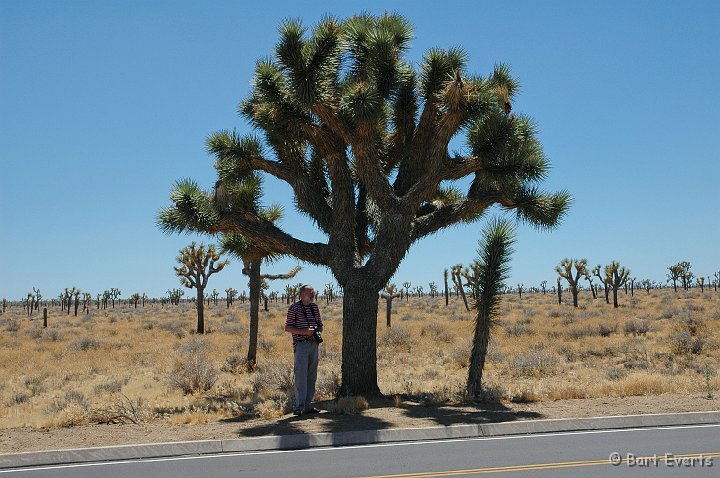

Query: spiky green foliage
[
  {"left": 467, "top": 218, "right": 516, "bottom": 399},
  {"left": 158, "top": 13, "right": 571, "bottom": 396}
]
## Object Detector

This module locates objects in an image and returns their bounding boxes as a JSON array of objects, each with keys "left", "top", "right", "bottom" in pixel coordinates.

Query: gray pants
[{"left": 293, "top": 340, "right": 319, "bottom": 411}]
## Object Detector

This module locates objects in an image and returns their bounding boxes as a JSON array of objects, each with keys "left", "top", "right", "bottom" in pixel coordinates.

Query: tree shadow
[
  {"left": 224, "top": 398, "right": 395, "bottom": 438},
  {"left": 396, "top": 396, "right": 543, "bottom": 427}
]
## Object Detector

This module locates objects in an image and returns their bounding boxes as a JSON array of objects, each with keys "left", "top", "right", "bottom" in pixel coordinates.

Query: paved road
[{"left": 3, "top": 424, "right": 719, "bottom": 477}]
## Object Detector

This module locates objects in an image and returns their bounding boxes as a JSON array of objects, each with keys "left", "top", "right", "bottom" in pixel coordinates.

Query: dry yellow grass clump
[{"left": 0, "top": 288, "right": 718, "bottom": 429}]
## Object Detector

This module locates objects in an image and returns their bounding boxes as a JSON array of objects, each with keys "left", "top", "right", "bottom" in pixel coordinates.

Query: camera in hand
[{"left": 312, "top": 329, "right": 323, "bottom": 344}]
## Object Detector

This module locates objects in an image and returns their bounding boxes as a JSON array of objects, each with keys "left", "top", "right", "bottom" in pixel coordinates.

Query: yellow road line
[{"left": 359, "top": 452, "right": 720, "bottom": 477}]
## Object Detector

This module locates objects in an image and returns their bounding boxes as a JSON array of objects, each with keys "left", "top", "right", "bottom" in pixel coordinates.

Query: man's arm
[{"left": 284, "top": 325, "right": 315, "bottom": 335}]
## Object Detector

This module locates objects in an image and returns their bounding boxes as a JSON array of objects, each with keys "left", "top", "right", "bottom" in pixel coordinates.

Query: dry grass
[{"left": 1, "top": 289, "right": 719, "bottom": 429}]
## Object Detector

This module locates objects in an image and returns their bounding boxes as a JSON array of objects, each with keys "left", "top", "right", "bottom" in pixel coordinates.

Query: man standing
[{"left": 285, "top": 284, "right": 323, "bottom": 415}]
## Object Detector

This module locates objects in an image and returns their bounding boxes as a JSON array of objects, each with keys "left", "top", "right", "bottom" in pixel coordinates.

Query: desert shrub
[
  {"left": 420, "top": 323, "right": 454, "bottom": 343},
  {"left": 380, "top": 327, "right": 413, "bottom": 348},
  {"left": 607, "top": 367, "right": 628, "bottom": 380},
  {"left": 315, "top": 371, "right": 341, "bottom": 400},
  {"left": 597, "top": 323, "right": 617, "bottom": 337},
  {"left": 624, "top": 319, "right": 650, "bottom": 336},
  {"left": 674, "top": 315, "right": 706, "bottom": 336},
  {"left": 254, "top": 398, "right": 290, "bottom": 419},
  {"left": 504, "top": 323, "right": 535, "bottom": 337},
  {"left": 258, "top": 338, "right": 274, "bottom": 353},
  {"left": 448, "top": 344, "right": 470, "bottom": 368},
  {"left": 252, "top": 364, "right": 294, "bottom": 396},
  {"left": 28, "top": 327, "right": 44, "bottom": 340},
  {"left": 24, "top": 375, "right": 47, "bottom": 396},
  {"left": 548, "top": 309, "right": 562, "bottom": 318},
  {"left": 5, "top": 320, "right": 20, "bottom": 332},
  {"left": 221, "top": 355, "right": 249, "bottom": 374},
  {"left": 93, "top": 378, "right": 128, "bottom": 395},
  {"left": 168, "top": 337, "right": 218, "bottom": 394},
  {"left": 566, "top": 326, "right": 594, "bottom": 340},
  {"left": 509, "top": 388, "right": 542, "bottom": 403},
  {"left": 72, "top": 337, "right": 101, "bottom": 351},
  {"left": 669, "top": 331, "right": 705, "bottom": 355},
  {"left": 510, "top": 350, "right": 559, "bottom": 377},
  {"left": 142, "top": 321, "right": 156, "bottom": 330},
  {"left": 160, "top": 321, "right": 187, "bottom": 338},
  {"left": 659, "top": 307, "right": 680, "bottom": 320},
  {"left": 10, "top": 392, "right": 31, "bottom": 405},
  {"left": 330, "top": 395, "right": 368, "bottom": 414}
]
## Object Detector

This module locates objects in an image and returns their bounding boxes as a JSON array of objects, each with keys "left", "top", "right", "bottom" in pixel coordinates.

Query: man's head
[{"left": 299, "top": 285, "right": 315, "bottom": 305}]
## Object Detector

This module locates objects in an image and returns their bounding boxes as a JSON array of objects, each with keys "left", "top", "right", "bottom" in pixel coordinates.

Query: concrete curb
[{"left": 2, "top": 411, "right": 719, "bottom": 470}]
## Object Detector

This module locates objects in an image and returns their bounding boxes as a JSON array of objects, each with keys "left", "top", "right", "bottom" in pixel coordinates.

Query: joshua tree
[
  {"left": 414, "top": 285, "right": 423, "bottom": 297},
  {"left": 428, "top": 281, "right": 438, "bottom": 298},
  {"left": 221, "top": 224, "right": 301, "bottom": 370},
  {"left": 451, "top": 264, "right": 470, "bottom": 311},
  {"left": 324, "top": 283, "right": 335, "bottom": 303},
  {"left": 443, "top": 269, "right": 450, "bottom": 306},
  {"left": 605, "top": 261, "right": 630, "bottom": 308},
  {"left": 63, "top": 288, "right": 77, "bottom": 316},
  {"left": 130, "top": 293, "right": 141, "bottom": 308},
  {"left": 679, "top": 262, "right": 694, "bottom": 290},
  {"left": 517, "top": 283, "right": 523, "bottom": 298},
  {"left": 402, "top": 282, "right": 412, "bottom": 302},
  {"left": 158, "top": 13, "right": 570, "bottom": 395},
  {"left": 33, "top": 287, "right": 41, "bottom": 311},
  {"left": 667, "top": 264, "right": 682, "bottom": 292},
  {"left": 714, "top": 271, "right": 720, "bottom": 292},
  {"left": 225, "top": 288, "right": 238, "bottom": 307},
  {"left": 556, "top": 277, "right": 562, "bottom": 305},
  {"left": 540, "top": 280, "right": 547, "bottom": 295},
  {"left": 73, "top": 289, "right": 81, "bottom": 316},
  {"left": 174, "top": 242, "right": 229, "bottom": 334},
  {"left": 210, "top": 289, "right": 220, "bottom": 306},
  {"left": 592, "top": 265, "right": 610, "bottom": 304},
  {"left": 380, "top": 283, "right": 402, "bottom": 327},
  {"left": 698, "top": 277, "right": 705, "bottom": 293},
  {"left": 1, "top": 298, "right": 6, "bottom": 314},
  {"left": 466, "top": 219, "right": 515, "bottom": 400},
  {"left": 82, "top": 292, "right": 92, "bottom": 313},
  {"left": 109, "top": 288, "right": 121, "bottom": 308},
  {"left": 555, "top": 258, "right": 588, "bottom": 308}
]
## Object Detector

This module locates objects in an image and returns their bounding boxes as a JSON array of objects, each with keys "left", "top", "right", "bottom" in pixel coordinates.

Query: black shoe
[
  {"left": 293, "top": 409, "right": 303, "bottom": 416},
  {"left": 305, "top": 407, "right": 321, "bottom": 414}
]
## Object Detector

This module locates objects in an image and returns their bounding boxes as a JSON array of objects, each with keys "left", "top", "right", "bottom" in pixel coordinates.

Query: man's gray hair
[{"left": 299, "top": 284, "right": 314, "bottom": 294}]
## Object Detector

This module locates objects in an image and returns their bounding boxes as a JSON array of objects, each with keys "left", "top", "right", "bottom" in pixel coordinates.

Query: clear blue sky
[{"left": 1, "top": 0, "right": 718, "bottom": 300}]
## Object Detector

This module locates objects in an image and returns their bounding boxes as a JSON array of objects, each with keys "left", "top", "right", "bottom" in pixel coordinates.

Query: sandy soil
[{"left": 2, "top": 393, "right": 717, "bottom": 454}]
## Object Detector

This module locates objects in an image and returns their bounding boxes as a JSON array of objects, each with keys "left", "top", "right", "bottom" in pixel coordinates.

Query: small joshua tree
[
  {"left": 109, "top": 288, "right": 121, "bottom": 308},
  {"left": 225, "top": 288, "right": 237, "bottom": 308},
  {"left": 697, "top": 277, "right": 705, "bottom": 293},
  {"left": 130, "top": 293, "right": 141, "bottom": 308},
  {"left": 402, "top": 282, "right": 412, "bottom": 302},
  {"left": 466, "top": 219, "right": 515, "bottom": 400},
  {"left": 428, "top": 282, "right": 438, "bottom": 298},
  {"left": 82, "top": 292, "right": 92, "bottom": 313},
  {"left": 540, "top": 280, "right": 547, "bottom": 295},
  {"left": 555, "top": 258, "right": 589, "bottom": 308},
  {"left": 605, "top": 261, "right": 630, "bottom": 308},
  {"left": 381, "top": 284, "right": 402, "bottom": 327},
  {"left": 592, "top": 265, "right": 610, "bottom": 304},
  {"left": 63, "top": 287, "right": 78, "bottom": 316},
  {"left": 714, "top": 271, "right": 720, "bottom": 292},
  {"left": 175, "top": 242, "right": 229, "bottom": 334}
]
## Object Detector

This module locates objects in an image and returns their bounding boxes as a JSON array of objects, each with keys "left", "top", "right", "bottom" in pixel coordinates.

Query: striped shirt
[{"left": 285, "top": 301, "right": 323, "bottom": 349}]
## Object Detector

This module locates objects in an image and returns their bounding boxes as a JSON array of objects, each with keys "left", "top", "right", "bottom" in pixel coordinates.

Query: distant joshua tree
[
  {"left": 402, "top": 282, "right": 412, "bottom": 302},
  {"left": 555, "top": 258, "right": 589, "bottom": 308},
  {"left": 174, "top": 242, "right": 229, "bottom": 334},
  {"left": 130, "top": 293, "right": 141, "bottom": 308},
  {"left": 63, "top": 288, "right": 78, "bottom": 316},
  {"left": 540, "top": 280, "right": 547, "bottom": 295},
  {"left": 604, "top": 261, "right": 630, "bottom": 308},
  {"left": 592, "top": 265, "right": 610, "bottom": 304},
  {"left": 451, "top": 264, "right": 470, "bottom": 311},
  {"left": 225, "top": 288, "right": 238, "bottom": 308},
  {"left": 517, "top": 283, "right": 523, "bottom": 298},
  {"left": 443, "top": 269, "right": 450, "bottom": 306},
  {"left": 109, "top": 288, "right": 121, "bottom": 308},
  {"left": 714, "top": 271, "right": 720, "bottom": 292},
  {"left": 82, "top": 292, "right": 92, "bottom": 313},
  {"left": 324, "top": 283, "right": 335, "bottom": 303},
  {"left": 556, "top": 277, "right": 562, "bottom": 305},
  {"left": 428, "top": 282, "right": 438, "bottom": 298},
  {"left": 381, "top": 284, "right": 402, "bottom": 327},
  {"left": 697, "top": 277, "right": 705, "bottom": 293}
]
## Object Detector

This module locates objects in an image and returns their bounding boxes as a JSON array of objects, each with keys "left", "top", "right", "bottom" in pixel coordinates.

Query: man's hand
[{"left": 305, "top": 326, "right": 315, "bottom": 336}]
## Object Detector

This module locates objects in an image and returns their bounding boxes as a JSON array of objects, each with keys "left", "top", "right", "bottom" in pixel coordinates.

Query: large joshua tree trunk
[
  {"left": 196, "top": 287, "right": 205, "bottom": 334},
  {"left": 247, "top": 258, "right": 262, "bottom": 371},
  {"left": 340, "top": 279, "right": 381, "bottom": 397}
]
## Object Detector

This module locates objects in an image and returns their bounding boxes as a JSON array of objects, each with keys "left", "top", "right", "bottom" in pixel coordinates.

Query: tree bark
[
  {"left": 571, "top": 286, "right": 578, "bottom": 307},
  {"left": 247, "top": 258, "right": 261, "bottom": 371},
  {"left": 339, "top": 279, "right": 382, "bottom": 398},
  {"left": 466, "top": 299, "right": 491, "bottom": 399},
  {"left": 612, "top": 286, "right": 619, "bottom": 308},
  {"left": 196, "top": 287, "right": 205, "bottom": 334}
]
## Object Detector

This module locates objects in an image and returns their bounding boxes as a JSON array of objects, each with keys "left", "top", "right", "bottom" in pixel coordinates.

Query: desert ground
[{"left": 1, "top": 287, "right": 718, "bottom": 453}]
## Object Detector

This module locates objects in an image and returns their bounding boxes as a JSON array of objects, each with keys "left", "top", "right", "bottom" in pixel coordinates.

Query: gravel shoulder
[{"left": 2, "top": 393, "right": 718, "bottom": 454}]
